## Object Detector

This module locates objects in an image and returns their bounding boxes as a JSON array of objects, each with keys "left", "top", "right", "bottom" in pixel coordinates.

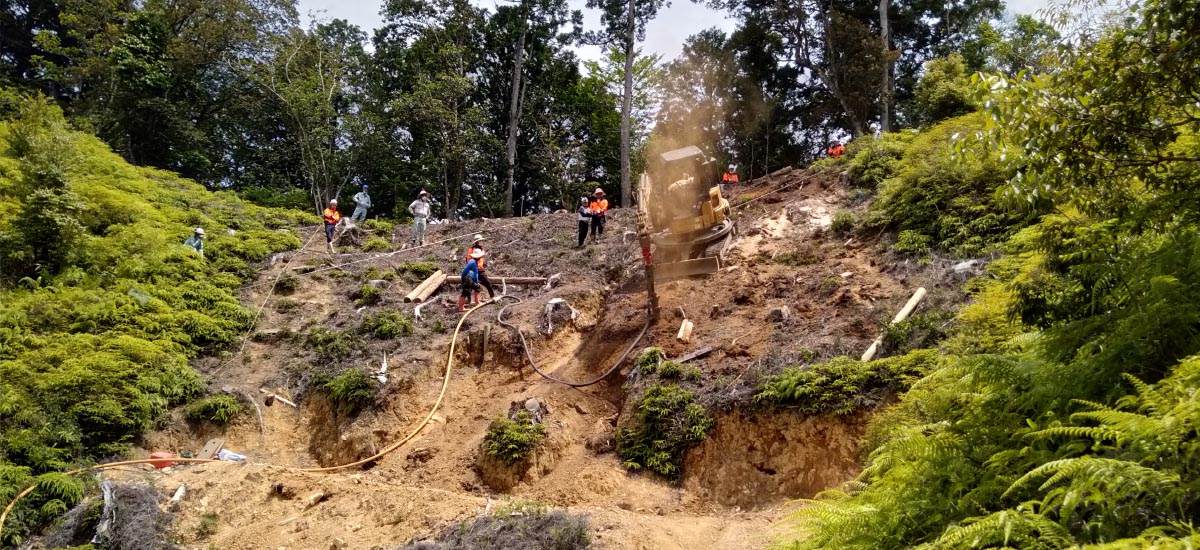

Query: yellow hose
[{"left": 0, "top": 300, "right": 488, "bottom": 538}]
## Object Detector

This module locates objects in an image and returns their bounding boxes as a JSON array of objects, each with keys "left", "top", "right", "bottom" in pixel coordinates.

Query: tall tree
[
  {"left": 586, "top": 0, "right": 668, "bottom": 207},
  {"left": 253, "top": 20, "right": 369, "bottom": 212},
  {"left": 583, "top": 46, "right": 662, "bottom": 205},
  {"left": 879, "top": 0, "right": 891, "bottom": 132}
]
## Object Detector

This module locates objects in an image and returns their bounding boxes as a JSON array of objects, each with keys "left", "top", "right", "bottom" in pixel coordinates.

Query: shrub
[
  {"left": 323, "top": 369, "right": 377, "bottom": 416},
  {"left": 843, "top": 132, "right": 913, "bottom": 190},
  {"left": 305, "top": 327, "right": 349, "bottom": 363},
  {"left": 362, "top": 236, "right": 390, "bottom": 252},
  {"left": 830, "top": 210, "right": 856, "bottom": 235},
  {"left": 881, "top": 310, "right": 956, "bottom": 355},
  {"left": 483, "top": 411, "right": 547, "bottom": 465},
  {"left": 755, "top": 350, "right": 944, "bottom": 415},
  {"left": 353, "top": 283, "right": 383, "bottom": 305},
  {"left": 633, "top": 347, "right": 665, "bottom": 373},
  {"left": 276, "top": 272, "right": 299, "bottom": 294},
  {"left": 616, "top": 384, "right": 713, "bottom": 479},
  {"left": 184, "top": 395, "right": 243, "bottom": 425},
  {"left": 395, "top": 261, "right": 439, "bottom": 283},
  {"left": 894, "top": 230, "right": 932, "bottom": 256},
  {"left": 361, "top": 311, "right": 414, "bottom": 339},
  {"left": 868, "top": 114, "right": 1035, "bottom": 257},
  {"left": 362, "top": 218, "right": 396, "bottom": 236},
  {"left": 196, "top": 512, "right": 219, "bottom": 538}
]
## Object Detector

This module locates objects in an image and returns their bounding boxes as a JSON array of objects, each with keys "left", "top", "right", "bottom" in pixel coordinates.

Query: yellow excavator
[{"left": 637, "top": 145, "right": 734, "bottom": 284}]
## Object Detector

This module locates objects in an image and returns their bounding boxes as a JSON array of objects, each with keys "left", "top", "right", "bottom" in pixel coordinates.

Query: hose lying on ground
[
  {"left": 0, "top": 300, "right": 493, "bottom": 538},
  {"left": 494, "top": 295, "right": 651, "bottom": 388}
]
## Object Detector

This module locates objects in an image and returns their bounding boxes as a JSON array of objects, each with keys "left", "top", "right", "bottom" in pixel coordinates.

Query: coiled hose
[{"left": 494, "top": 295, "right": 651, "bottom": 387}]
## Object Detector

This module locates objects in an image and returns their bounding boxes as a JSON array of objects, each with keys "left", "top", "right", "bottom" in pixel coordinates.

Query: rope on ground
[
  {"left": 730, "top": 173, "right": 820, "bottom": 211},
  {"left": 210, "top": 226, "right": 324, "bottom": 377},
  {"left": 494, "top": 296, "right": 651, "bottom": 388},
  {"left": 241, "top": 220, "right": 529, "bottom": 289},
  {"left": 0, "top": 300, "right": 494, "bottom": 536}
]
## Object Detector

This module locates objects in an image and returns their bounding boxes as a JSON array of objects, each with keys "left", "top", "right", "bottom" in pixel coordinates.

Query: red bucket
[{"left": 149, "top": 452, "right": 174, "bottom": 469}]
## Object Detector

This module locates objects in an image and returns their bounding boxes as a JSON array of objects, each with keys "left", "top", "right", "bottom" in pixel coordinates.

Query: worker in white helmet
[{"left": 184, "top": 227, "right": 205, "bottom": 258}]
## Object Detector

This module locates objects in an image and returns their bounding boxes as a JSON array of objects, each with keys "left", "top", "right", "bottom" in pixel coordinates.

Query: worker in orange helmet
[
  {"left": 465, "top": 234, "right": 495, "bottom": 302},
  {"left": 322, "top": 199, "right": 341, "bottom": 253},
  {"left": 589, "top": 187, "right": 608, "bottom": 241},
  {"left": 827, "top": 141, "right": 846, "bottom": 158},
  {"left": 458, "top": 249, "right": 485, "bottom": 312}
]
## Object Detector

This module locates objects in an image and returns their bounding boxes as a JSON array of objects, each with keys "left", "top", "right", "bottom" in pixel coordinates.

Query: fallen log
[
  {"left": 404, "top": 270, "right": 445, "bottom": 302},
  {"left": 861, "top": 287, "right": 927, "bottom": 362},
  {"left": 411, "top": 272, "right": 447, "bottom": 303},
  {"left": 768, "top": 165, "right": 794, "bottom": 178}
]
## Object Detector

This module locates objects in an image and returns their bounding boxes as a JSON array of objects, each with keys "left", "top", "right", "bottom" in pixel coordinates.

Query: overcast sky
[{"left": 296, "top": 0, "right": 1053, "bottom": 63}]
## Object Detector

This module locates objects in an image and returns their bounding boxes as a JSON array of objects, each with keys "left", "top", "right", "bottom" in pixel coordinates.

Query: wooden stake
[{"left": 861, "top": 287, "right": 927, "bottom": 362}]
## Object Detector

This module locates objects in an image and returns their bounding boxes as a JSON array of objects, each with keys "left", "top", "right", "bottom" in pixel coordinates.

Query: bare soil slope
[{"left": 132, "top": 171, "right": 924, "bottom": 550}]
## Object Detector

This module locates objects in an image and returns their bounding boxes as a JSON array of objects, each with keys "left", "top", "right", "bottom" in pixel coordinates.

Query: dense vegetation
[
  {"left": 783, "top": 0, "right": 1200, "bottom": 548},
  {"left": 616, "top": 348, "right": 715, "bottom": 479},
  {"left": 401, "top": 501, "right": 590, "bottom": 549},
  {"left": 484, "top": 411, "right": 548, "bottom": 466},
  {"left": 0, "top": 94, "right": 307, "bottom": 545}
]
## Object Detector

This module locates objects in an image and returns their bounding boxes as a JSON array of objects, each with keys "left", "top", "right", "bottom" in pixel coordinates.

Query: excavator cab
[{"left": 638, "top": 146, "right": 735, "bottom": 282}]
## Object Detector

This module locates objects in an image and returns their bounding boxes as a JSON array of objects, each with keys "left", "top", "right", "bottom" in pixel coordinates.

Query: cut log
[
  {"left": 404, "top": 270, "right": 445, "bottom": 302},
  {"left": 861, "top": 287, "right": 927, "bottom": 362},
  {"left": 411, "top": 272, "right": 447, "bottom": 303},
  {"left": 676, "top": 319, "right": 694, "bottom": 343},
  {"left": 768, "top": 165, "right": 794, "bottom": 178}
]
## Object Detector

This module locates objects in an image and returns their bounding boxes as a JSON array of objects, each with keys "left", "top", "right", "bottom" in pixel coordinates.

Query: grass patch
[
  {"left": 276, "top": 272, "right": 299, "bottom": 294},
  {"left": 305, "top": 327, "right": 349, "bottom": 363},
  {"left": 353, "top": 283, "right": 383, "bottom": 305},
  {"left": 184, "top": 395, "right": 243, "bottom": 425},
  {"left": 362, "top": 236, "right": 390, "bottom": 252},
  {"left": 831, "top": 209, "right": 856, "bottom": 235},
  {"left": 483, "top": 411, "right": 547, "bottom": 465},
  {"left": 196, "top": 512, "right": 219, "bottom": 538},
  {"left": 361, "top": 311, "right": 414, "bottom": 339},
  {"left": 395, "top": 262, "right": 440, "bottom": 283},
  {"left": 755, "top": 350, "right": 944, "bottom": 415},
  {"left": 616, "top": 384, "right": 713, "bottom": 479}
]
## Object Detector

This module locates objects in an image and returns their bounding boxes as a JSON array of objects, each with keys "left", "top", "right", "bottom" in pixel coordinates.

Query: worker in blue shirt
[{"left": 458, "top": 249, "right": 485, "bottom": 312}]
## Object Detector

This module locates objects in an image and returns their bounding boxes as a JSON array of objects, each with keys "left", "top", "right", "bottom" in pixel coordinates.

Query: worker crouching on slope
[
  {"left": 465, "top": 234, "right": 495, "bottom": 300},
  {"left": 459, "top": 249, "right": 485, "bottom": 312},
  {"left": 184, "top": 227, "right": 205, "bottom": 258},
  {"left": 576, "top": 196, "right": 593, "bottom": 248},
  {"left": 322, "top": 199, "right": 341, "bottom": 253},
  {"left": 589, "top": 188, "right": 608, "bottom": 241},
  {"left": 721, "top": 164, "right": 739, "bottom": 197}
]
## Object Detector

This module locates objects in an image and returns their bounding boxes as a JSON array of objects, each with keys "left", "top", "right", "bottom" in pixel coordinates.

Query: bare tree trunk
[
  {"left": 818, "top": 9, "right": 865, "bottom": 136},
  {"left": 880, "top": 0, "right": 892, "bottom": 133},
  {"left": 504, "top": 25, "right": 528, "bottom": 217},
  {"left": 620, "top": 0, "right": 635, "bottom": 208}
]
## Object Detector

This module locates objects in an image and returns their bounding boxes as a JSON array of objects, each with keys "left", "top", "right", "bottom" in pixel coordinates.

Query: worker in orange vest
[
  {"left": 721, "top": 164, "right": 739, "bottom": 196},
  {"left": 322, "top": 199, "right": 341, "bottom": 253},
  {"left": 589, "top": 188, "right": 608, "bottom": 241},
  {"left": 465, "top": 234, "right": 495, "bottom": 302},
  {"left": 459, "top": 250, "right": 485, "bottom": 312},
  {"left": 827, "top": 141, "right": 846, "bottom": 158}
]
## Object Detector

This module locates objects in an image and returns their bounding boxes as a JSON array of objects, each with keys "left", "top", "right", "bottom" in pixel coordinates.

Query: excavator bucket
[{"left": 652, "top": 256, "right": 721, "bottom": 283}]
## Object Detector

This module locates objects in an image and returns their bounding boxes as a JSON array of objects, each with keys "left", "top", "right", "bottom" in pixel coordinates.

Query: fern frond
[
  {"left": 1004, "top": 456, "right": 1179, "bottom": 500},
  {"left": 1026, "top": 425, "right": 1125, "bottom": 443},
  {"left": 924, "top": 508, "right": 1076, "bottom": 550},
  {"left": 1120, "top": 373, "right": 1169, "bottom": 416}
]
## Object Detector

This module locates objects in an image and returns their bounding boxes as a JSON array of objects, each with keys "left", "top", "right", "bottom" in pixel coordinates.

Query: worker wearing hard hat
[
  {"left": 465, "top": 234, "right": 495, "bottom": 301},
  {"left": 459, "top": 249, "right": 485, "bottom": 312},
  {"left": 827, "top": 141, "right": 846, "bottom": 158},
  {"left": 576, "top": 196, "right": 594, "bottom": 248},
  {"left": 322, "top": 199, "right": 341, "bottom": 253},
  {"left": 721, "top": 164, "right": 739, "bottom": 196},
  {"left": 588, "top": 188, "right": 608, "bottom": 241},
  {"left": 408, "top": 190, "right": 432, "bottom": 246},
  {"left": 184, "top": 227, "right": 205, "bottom": 258},
  {"left": 351, "top": 184, "right": 372, "bottom": 224}
]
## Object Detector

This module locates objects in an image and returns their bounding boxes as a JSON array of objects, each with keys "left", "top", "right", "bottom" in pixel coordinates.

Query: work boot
[
  {"left": 457, "top": 296, "right": 467, "bottom": 312},
  {"left": 473, "top": 291, "right": 481, "bottom": 305}
]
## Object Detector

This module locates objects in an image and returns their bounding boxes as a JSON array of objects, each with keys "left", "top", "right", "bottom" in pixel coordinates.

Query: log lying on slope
[
  {"left": 411, "top": 272, "right": 447, "bottom": 303},
  {"left": 404, "top": 270, "right": 445, "bottom": 302}
]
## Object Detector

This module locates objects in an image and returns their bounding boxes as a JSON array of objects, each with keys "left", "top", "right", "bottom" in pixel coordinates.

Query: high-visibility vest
[
  {"left": 323, "top": 207, "right": 341, "bottom": 225},
  {"left": 465, "top": 245, "right": 487, "bottom": 270},
  {"left": 590, "top": 198, "right": 608, "bottom": 215},
  {"left": 723, "top": 172, "right": 739, "bottom": 184}
]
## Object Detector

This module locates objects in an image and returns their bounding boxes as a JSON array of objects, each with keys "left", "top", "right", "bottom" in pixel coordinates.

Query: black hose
[{"left": 494, "top": 295, "right": 651, "bottom": 388}]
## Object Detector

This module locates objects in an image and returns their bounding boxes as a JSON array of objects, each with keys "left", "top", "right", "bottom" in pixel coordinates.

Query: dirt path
[{"left": 134, "top": 171, "right": 917, "bottom": 549}]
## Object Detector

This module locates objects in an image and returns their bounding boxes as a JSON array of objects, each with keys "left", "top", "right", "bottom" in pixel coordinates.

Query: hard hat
[
  {"left": 472, "top": 234, "right": 486, "bottom": 242},
  {"left": 329, "top": 198, "right": 338, "bottom": 204},
  {"left": 419, "top": 190, "right": 430, "bottom": 197},
  {"left": 194, "top": 227, "right": 205, "bottom": 236},
  {"left": 593, "top": 188, "right": 605, "bottom": 195},
  {"left": 728, "top": 164, "right": 736, "bottom": 171},
  {"left": 470, "top": 249, "right": 485, "bottom": 259},
  {"left": 580, "top": 197, "right": 589, "bottom": 204},
  {"left": 362, "top": 184, "right": 369, "bottom": 189}
]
